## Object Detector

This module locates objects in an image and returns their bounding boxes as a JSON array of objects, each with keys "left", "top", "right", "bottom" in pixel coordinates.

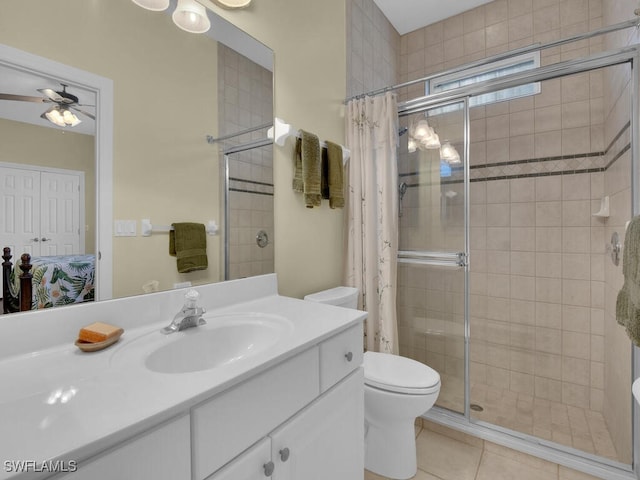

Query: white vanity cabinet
[
  {"left": 203, "top": 324, "right": 364, "bottom": 480},
  {"left": 206, "top": 369, "right": 363, "bottom": 480},
  {"left": 53, "top": 415, "right": 191, "bottom": 480},
  {"left": 269, "top": 368, "right": 364, "bottom": 480},
  {"left": 49, "top": 324, "right": 363, "bottom": 480}
]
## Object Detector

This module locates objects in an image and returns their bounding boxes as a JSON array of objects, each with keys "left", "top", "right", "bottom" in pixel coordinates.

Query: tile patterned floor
[
  {"left": 432, "top": 374, "right": 625, "bottom": 463},
  {"left": 469, "top": 383, "right": 622, "bottom": 463},
  {"left": 364, "top": 420, "right": 603, "bottom": 480}
]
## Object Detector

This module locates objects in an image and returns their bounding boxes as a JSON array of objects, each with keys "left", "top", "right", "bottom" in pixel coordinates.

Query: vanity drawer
[
  {"left": 192, "top": 346, "right": 319, "bottom": 480},
  {"left": 319, "top": 324, "right": 363, "bottom": 392}
]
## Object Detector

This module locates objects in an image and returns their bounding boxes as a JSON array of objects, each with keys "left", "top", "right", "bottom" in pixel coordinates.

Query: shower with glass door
[{"left": 394, "top": 41, "right": 638, "bottom": 477}]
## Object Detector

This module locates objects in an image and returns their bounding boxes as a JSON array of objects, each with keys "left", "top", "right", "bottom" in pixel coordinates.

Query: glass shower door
[{"left": 397, "top": 100, "right": 468, "bottom": 414}]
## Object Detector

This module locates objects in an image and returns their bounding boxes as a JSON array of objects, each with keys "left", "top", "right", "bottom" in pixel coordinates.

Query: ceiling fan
[{"left": 0, "top": 83, "right": 95, "bottom": 127}]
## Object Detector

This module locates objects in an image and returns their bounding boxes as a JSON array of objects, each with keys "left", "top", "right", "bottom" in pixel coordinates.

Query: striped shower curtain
[{"left": 344, "top": 92, "right": 399, "bottom": 354}]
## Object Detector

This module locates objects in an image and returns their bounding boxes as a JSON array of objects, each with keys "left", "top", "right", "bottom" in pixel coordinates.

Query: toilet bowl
[
  {"left": 304, "top": 286, "right": 441, "bottom": 480},
  {"left": 363, "top": 351, "right": 440, "bottom": 479}
]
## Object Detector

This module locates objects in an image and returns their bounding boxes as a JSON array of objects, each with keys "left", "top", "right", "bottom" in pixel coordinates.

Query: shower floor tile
[{"left": 469, "top": 383, "right": 622, "bottom": 463}]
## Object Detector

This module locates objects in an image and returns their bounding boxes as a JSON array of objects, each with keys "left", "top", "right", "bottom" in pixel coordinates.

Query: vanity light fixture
[
  {"left": 172, "top": 0, "right": 211, "bottom": 33},
  {"left": 41, "top": 106, "right": 82, "bottom": 128},
  {"left": 212, "top": 0, "right": 252, "bottom": 8},
  {"left": 131, "top": 0, "right": 170, "bottom": 11},
  {"left": 130, "top": 0, "right": 211, "bottom": 34},
  {"left": 440, "top": 141, "right": 461, "bottom": 164}
]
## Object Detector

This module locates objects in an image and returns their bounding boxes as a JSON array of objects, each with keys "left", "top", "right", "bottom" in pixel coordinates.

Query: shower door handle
[{"left": 397, "top": 251, "right": 468, "bottom": 268}]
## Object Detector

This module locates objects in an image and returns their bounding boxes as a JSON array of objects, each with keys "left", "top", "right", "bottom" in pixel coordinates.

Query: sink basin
[{"left": 112, "top": 313, "right": 293, "bottom": 374}]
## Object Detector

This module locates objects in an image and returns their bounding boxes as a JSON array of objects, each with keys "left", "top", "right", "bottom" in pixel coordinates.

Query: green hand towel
[
  {"left": 325, "top": 140, "right": 344, "bottom": 209},
  {"left": 616, "top": 215, "right": 640, "bottom": 346},
  {"left": 292, "top": 130, "right": 321, "bottom": 208},
  {"left": 169, "top": 223, "right": 208, "bottom": 273}
]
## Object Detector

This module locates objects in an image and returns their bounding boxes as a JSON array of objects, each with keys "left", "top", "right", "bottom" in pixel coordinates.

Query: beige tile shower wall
[
  {"left": 218, "top": 45, "right": 274, "bottom": 280},
  {"left": 346, "top": 0, "right": 400, "bottom": 98},
  {"left": 600, "top": 0, "right": 637, "bottom": 464},
  {"left": 397, "top": 0, "right": 605, "bottom": 103}
]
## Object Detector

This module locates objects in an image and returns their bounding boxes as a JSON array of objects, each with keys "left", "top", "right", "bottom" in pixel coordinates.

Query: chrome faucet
[{"left": 162, "top": 289, "right": 206, "bottom": 334}]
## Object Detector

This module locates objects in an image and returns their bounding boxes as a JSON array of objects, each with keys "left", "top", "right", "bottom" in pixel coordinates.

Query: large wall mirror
[{"left": 0, "top": 0, "right": 273, "bottom": 314}]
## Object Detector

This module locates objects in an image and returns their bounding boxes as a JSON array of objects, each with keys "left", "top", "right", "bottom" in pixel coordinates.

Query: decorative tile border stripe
[
  {"left": 399, "top": 122, "right": 631, "bottom": 185},
  {"left": 229, "top": 187, "right": 274, "bottom": 196},
  {"left": 229, "top": 177, "right": 274, "bottom": 196}
]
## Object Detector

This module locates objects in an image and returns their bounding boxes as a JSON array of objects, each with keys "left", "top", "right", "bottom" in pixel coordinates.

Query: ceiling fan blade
[
  {"left": 37, "top": 88, "right": 73, "bottom": 104},
  {"left": 70, "top": 106, "right": 96, "bottom": 120},
  {"left": 0, "top": 93, "right": 46, "bottom": 103}
]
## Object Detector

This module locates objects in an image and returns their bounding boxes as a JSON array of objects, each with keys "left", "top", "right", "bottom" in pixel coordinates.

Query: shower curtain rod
[
  {"left": 344, "top": 16, "right": 640, "bottom": 103},
  {"left": 206, "top": 122, "right": 273, "bottom": 144}
]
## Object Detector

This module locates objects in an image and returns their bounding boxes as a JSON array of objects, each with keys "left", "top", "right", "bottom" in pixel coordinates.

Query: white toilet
[{"left": 304, "top": 287, "right": 441, "bottom": 480}]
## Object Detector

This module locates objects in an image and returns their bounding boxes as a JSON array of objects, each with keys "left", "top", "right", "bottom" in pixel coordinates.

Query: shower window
[{"left": 426, "top": 52, "right": 540, "bottom": 113}]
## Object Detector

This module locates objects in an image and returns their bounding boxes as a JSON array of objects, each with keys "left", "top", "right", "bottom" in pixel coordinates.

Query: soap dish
[{"left": 75, "top": 332, "right": 123, "bottom": 352}]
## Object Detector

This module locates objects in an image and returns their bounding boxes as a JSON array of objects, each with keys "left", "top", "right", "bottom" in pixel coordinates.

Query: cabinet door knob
[
  {"left": 31, "top": 238, "right": 40, "bottom": 242},
  {"left": 263, "top": 461, "right": 275, "bottom": 476},
  {"left": 345, "top": 351, "right": 353, "bottom": 362},
  {"left": 279, "top": 447, "right": 290, "bottom": 462},
  {"left": 41, "top": 238, "right": 51, "bottom": 242}
]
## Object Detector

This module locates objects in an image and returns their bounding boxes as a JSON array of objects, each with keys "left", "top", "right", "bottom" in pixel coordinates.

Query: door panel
[
  {"left": 0, "top": 166, "right": 41, "bottom": 255},
  {"left": 40, "top": 171, "right": 81, "bottom": 255},
  {"left": 397, "top": 100, "right": 468, "bottom": 414}
]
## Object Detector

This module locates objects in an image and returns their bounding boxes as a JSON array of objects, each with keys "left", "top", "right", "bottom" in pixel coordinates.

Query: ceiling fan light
[
  {"left": 172, "top": 0, "right": 211, "bottom": 33},
  {"left": 62, "top": 109, "right": 82, "bottom": 127},
  {"left": 131, "top": 0, "right": 170, "bottom": 11},
  {"left": 212, "top": 0, "right": 252, "bottom": 9},
  {"left": 42, "top": 107, "right": 65, "bottom": 127}
]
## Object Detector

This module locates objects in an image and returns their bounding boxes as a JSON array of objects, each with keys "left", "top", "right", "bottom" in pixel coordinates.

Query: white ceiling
[{"left": 373, "top": 0, "right": 495, "bottom": 35}]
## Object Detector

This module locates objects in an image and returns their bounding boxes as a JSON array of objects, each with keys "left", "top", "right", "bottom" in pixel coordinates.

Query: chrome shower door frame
[{"left": 398, "top": 45, "right": 640, "bottom": 480}]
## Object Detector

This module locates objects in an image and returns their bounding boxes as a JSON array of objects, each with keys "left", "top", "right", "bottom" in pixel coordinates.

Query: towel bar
[
  {"left": 141, "top": 219, "right": 218, "bottom": 237},
  {"left": 267, "top": 117, "right": 351, "bottom": 164}
]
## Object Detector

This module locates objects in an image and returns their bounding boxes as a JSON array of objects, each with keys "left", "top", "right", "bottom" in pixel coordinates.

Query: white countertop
[{"left": 0, "top": 275, "right": 365, "bottom": 480}]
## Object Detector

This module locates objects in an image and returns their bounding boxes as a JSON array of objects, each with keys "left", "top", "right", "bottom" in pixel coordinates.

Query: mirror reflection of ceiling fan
[{"left": 0, "top": 83, "right": 95, "bottom": 128}]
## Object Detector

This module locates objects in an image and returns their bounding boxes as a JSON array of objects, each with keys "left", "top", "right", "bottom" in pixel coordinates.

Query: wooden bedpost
[
  {"left": 2, "top": 247, "right": 15, "bottom": 314},
  {"left": 19, "top": 253, "right": 32, "bottom": 312}
]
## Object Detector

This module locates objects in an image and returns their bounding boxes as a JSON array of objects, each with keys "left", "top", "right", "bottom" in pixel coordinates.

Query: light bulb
[
  {"left": 408, "top": 138, "right": 417, "bottom": 153},
  {"left": 172, "top": 0, "right": 211, "bottom": 33}
]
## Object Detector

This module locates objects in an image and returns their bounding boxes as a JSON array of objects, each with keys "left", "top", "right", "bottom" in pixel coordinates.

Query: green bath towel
[
  {"left": 292, "top": 130, "right": 321, "bottom": 208},
  {"left": 169, "top": 222, "right": 208, "bottom": 273},
  {"left": 325, "top": 140, "right": 344, "bottom": 209},
  {"left": 616, "top": 216, "right": 640, "bottom": 346}
]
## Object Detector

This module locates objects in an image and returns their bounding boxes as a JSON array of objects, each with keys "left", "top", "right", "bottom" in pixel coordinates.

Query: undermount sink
[{"left": 112, "top": 313, "right": 293, "bottom": 374}]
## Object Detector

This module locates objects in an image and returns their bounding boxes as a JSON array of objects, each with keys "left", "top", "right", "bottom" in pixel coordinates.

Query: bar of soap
[{"left": 78, "top": 322, "right": 124, "bottom": 344}]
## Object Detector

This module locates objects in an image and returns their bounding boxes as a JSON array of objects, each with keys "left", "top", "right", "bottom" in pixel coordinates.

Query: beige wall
[
  {"left": 0, "top": 118, "right": 96, "bottom": 253},
  {"left": 1, "top": 0, "right": 222, "bottom": 297},
  {"left": 203, "top": 0, "right": 348, "bottom": 298}
]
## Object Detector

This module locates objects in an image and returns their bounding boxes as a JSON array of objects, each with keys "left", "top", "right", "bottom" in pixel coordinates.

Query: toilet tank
[{"left": 304, "top": 286, "right": 359, "bottom": 309}]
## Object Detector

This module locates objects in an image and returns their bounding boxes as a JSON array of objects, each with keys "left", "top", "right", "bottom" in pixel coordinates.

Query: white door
[
  {"left": 40, "top": 171, "right": 81, "bottom": 255},
  {"left": 270, "top": 369, "right": 364, "bottom": 480},
  {"left": 0, "top": 166, "right": 41, "bottom": 255},
  {"left": 0, "top": 164, "right": 82, "bottom": 257}
]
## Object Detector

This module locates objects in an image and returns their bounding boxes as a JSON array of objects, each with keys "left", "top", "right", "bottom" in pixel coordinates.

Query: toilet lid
[{"left": 364, "top": 351, "right": 440, "bottom": 395}]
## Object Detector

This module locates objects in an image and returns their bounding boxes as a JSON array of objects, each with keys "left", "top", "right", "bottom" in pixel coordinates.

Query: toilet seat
[{"left": 364, "top": 351, "right": 441, "bottom": 395}]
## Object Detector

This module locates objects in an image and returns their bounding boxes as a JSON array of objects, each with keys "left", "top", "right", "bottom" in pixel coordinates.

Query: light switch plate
[{"left": 114, "top": 220, "right": 137, "bottom": 237}]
